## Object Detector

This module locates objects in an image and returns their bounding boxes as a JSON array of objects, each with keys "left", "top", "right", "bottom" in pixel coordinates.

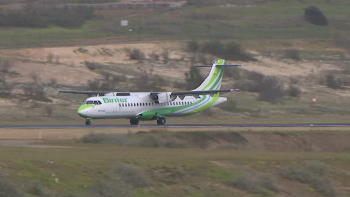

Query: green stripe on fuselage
[{"left": 78, "top": 104, "right": 95, "bottom": 111}]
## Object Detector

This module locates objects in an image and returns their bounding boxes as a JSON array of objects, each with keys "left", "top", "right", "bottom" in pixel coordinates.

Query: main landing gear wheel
[
  {"left": 157, "top": 117, "right": 166, "bottom": 125},
  {"left": 130, "top": 118, "right": 139, "bottom": 125},
  {"left": 85, "top": 119, "right": 91, "bottom": 126}
]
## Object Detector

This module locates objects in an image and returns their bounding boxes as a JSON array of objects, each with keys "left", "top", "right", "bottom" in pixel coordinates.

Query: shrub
[
  {"left": 79, "top": 133, "right": 187, "bottom": 148},
  {"left": 88, "top": 177, "right": 132, "bottom": 197},
  {"left": 27, "top": 181, "right": 45, "bottom": 196},
  {"left": 137, "top": 134, "right": 187, "bottom": 148},
  {"left": 0, "top": 7, "right": 94, "bottom": 28},
  {"left": 161, "top": 49, "right": 170, "bottom": 64},
  {"left": 325, "top": 74, "right": 342, "bottom": 89},
  {"left": 0, "top": 173, "right": 22, "bottom": 197},
  {"left": 109, "top": 162, "right": 152, "bottom": 188},
  {"left": 148, "top": 52, "right": 159, "bottom": 61},
  {"left": 229, "top": 173, "right": 279, "bottom": 195},
  {"left": 282, "top": 162, "right": 336, "bottom": 197},
  {"left": 257, "top": 76, "right": 285, "bottom": 103},
  {"left": 284, "top": 49, "right": 301, "bottom": 60},
  {"left": 0, "top": 60, "right": 13, "bottom": 73},
  {"left": 84, "top": 61, "right": 103, "bottom": 70},
  {"left": 47, "top": 53, "right": 54, "bottom": 63},
  {"left": 43, "top": 105, "right": 53, "bottom": 117},
  {"left": 303, "top": 6, "right": 328, "bottom": 26},
  {"left": 287, "top": 85, "right": 301, "bottom": 97},
  {"left": 80, "top": 133, "right": 130, "bottom": 145},
  {"left": 124, "top": 48, "right": 145, "bottom": 60},
  {"left": 187, "top": 40, "right": 199, "bottom": 52},
  {"left": 217, "top": 99, "right": 237, "bottom": 112},
  {"left": 88, "top": 162, "right": 151, "bottom": 197},
  {"left": 185, "top": 66, "right": 204, "bottom": 90}
]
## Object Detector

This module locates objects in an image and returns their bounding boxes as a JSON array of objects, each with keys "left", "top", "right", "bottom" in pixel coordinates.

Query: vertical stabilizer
[{"left": 193, "top": 59, "right": 226, "bottom": 91}]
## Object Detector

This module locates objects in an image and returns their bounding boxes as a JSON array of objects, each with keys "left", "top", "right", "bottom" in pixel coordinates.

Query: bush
[
  {"left": 27, "top": 181, "right": 45, "bottom": 196},
  {"left": 43, "top": 105, "right": 54, "bottom": 117},
  {"left": 84, "top": 61, "right": 103, "bottom": 70},
  {"left": 187, "top": 40, "right": 199, "bottom": 52},
  {"left": 0, "top": 173, "right": 22, "bottom": 197},
  {"left": 230, "top": 173, "right": 279, "bottom": 195},
  {"left": 161, "top": 49, "right": 170, "bottom": 64},
  {"left": 303, "top": 6, "right": 328, "bottom": 26},
  {"left": 287, "top": 85, "right": 301, "bottom": 97},
  {"left": 0, "top": 7, "right": 94, "bottom": 28},
  {"left": 284, "top": 49, "right": 301, "bottom": 60},
  {"left": 88, "top": 162, "right": 151, "bottom": 197},
  {"left": 137, "top": 134, "right": 187, "bottom": 148},
  {"left": 325, "top": 74, "right": 342, "bottom": 89},
  {"left": 217, "top": 99, "right": 237, "bottom": 112},
  {"left": 80, "top": 132, "right": 130, "bottom": 145},
  {"left": 0, "top": 60, "right": 13, "bottom": 73},
  {"left": 187, "top": 40, "right": 255, "bottom": 62},
  {"left": 185, "top": 66, "right": 204, "bottom": 90},
  {"left": 79, "top": 133, "right": 187, "bottom": 148},
  {"left": 282, "top": 162, "right": 336, "bottom": 197},
  {"left": 88, "top": 177, "right": 132, "bottom": 197},
  {"left": 109, "top": 162, "right": 152, "bottom": 188},
  {"left": 258, "top": 76, "right": 285, "bottom": 103},
  {"left": 124, "top": 48, "right": 145, "bottom": 60},
  {"left": 148, "top": 52, "right": 159, "bottom": 61}
]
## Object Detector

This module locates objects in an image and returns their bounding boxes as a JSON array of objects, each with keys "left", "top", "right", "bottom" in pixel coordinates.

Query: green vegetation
[
  {"left": 0, "top": 0, "right": 347, "bottom": 48},
  {"left": 2, "top": 129, "right": 350, "bottom": 196},
  {"left": 0, "top": 7, "right": 94, "bottom": 28}
]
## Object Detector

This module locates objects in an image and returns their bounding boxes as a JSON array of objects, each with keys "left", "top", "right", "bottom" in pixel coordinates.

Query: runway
[{"left": 0, "top": 123, "right": 350, "bottom": 129}]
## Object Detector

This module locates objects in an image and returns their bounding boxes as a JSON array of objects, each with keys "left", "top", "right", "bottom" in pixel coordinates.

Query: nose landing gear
[{"left": 85, "top": 118, "right": 91, "bottom": 125}]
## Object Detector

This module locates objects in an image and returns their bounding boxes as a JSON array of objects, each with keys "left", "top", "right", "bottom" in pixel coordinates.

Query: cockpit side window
[{"left": 98, "top": 101, "right": 102, "bottom": 105}]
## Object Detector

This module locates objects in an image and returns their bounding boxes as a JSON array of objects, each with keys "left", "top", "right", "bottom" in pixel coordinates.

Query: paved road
[{"left": 0, "top": 123, "right": 349, "bottom": 129}]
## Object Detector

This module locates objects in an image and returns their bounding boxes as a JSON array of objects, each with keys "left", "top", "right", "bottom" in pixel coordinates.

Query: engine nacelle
[{"left": 150, "top": 92, "right": 176, "bottom": 103}]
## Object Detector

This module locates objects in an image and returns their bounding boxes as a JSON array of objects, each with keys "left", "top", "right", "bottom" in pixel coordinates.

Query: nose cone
[{"left": 78, "top": 105, "right": 92, "bottom": 118}]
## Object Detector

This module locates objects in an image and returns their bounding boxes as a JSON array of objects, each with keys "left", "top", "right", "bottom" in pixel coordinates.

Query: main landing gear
[
  {"left": 85, "top": 118, "right": 91, "bottom": 126},
  {"left": 157, "top": 117, "right": 166, "bottom": 125},
  {"left": 130, "top": 118, "right": 139, "bottom": 125}
]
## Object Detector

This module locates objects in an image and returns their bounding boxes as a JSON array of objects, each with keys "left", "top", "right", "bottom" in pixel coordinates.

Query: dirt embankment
[{"left": 174, "top": 132, "right": 350, "bottom": 152}]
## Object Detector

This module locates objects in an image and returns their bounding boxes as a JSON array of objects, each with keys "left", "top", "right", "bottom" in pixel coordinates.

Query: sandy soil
[
  {"left": 0, "top": 42, "right": 184, "bottom": 85},
  {"left": 0, "top": 41, "right": 342, "bottom": 87}
]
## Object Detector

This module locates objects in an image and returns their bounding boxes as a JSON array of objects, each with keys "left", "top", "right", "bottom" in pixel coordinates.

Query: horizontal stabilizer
[
  {"left": 171, "top": 89, "right": 239, "bottom": 96},
  {"left": 194, "top": 65, "right": 243, "bottom": 67}
]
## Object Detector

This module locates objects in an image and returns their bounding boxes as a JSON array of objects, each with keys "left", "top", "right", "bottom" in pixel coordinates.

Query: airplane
[{"left": 59, "top": 59, "right": 240, "bottom": 125}]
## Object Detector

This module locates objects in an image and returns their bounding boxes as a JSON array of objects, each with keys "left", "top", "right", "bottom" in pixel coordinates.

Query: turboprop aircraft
[{"left": 59, "top": 59, "right": 240, "bottom": 125}]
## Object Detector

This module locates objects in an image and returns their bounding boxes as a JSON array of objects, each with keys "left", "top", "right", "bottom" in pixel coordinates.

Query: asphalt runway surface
[{"left": 0, "top": 123, "right": 350, "bottom": 129}]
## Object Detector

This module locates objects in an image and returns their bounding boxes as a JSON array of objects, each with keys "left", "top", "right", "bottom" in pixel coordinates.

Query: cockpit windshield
[{"left": 85, "top": 100, "right": 102, "bottom": 105}]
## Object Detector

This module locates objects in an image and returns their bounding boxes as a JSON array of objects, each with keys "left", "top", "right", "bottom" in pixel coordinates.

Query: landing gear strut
[
  {"left": 130, "top": 118, "right": 139, "bottom": 125},
  {"left": 85, "top": 118, "right": 91, "bottom": 126},
  {"left": 157, "top": 117, "right": 166, "bottom": 125}
]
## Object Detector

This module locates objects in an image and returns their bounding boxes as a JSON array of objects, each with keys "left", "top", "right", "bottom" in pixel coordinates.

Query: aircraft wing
[
  {"left": 59, "top": 90, "right": 132, "bottom": 96},
  {"left": 170, "top": 89, "right": 239, "bottom": 97},
  {"left": 58, "top": 90, "right": 110, "bottom": 96}
]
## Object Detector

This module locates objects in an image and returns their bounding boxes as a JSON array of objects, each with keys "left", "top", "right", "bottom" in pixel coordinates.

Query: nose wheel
[{"left": 85, "top": 118, "right": 91, "bottom": 125}]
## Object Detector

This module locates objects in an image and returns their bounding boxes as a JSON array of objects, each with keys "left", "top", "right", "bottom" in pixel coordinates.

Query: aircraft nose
[{"left": 78, "top": 105, "right": 90, "bottom": 118}]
